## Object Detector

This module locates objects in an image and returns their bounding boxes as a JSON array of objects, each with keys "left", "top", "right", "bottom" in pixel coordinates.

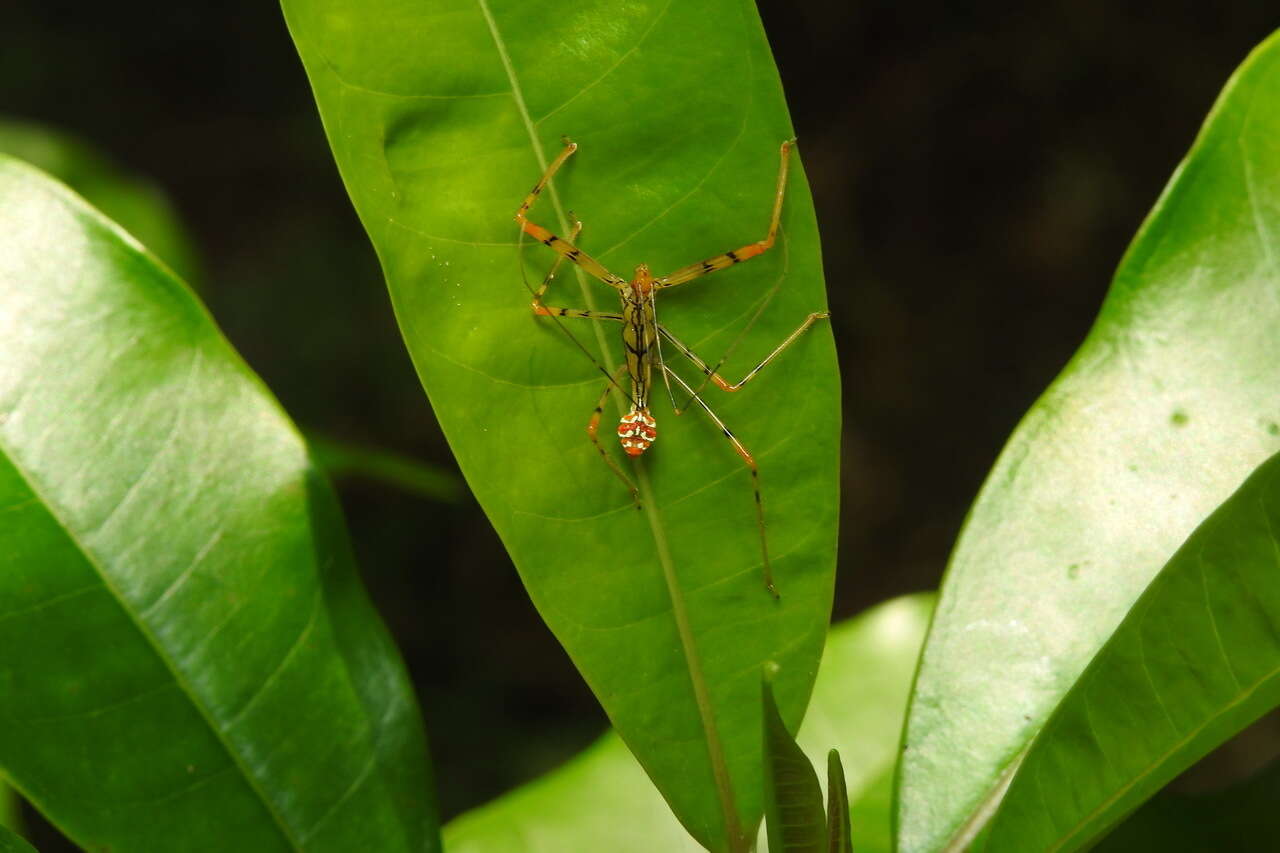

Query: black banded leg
[
  {"left": 662, "top": 365, "right": 777, "bottom": 598},
  {"left": 530, "top": 219, "right": 625, "bottom": 321},
  {"left": 530, "top": 217, "right": 583, "bottom": 308},
  {"left": 534, "top": 306, "right": 625, "bottom": 321},
  {"left": 587, "top": 366, "right": 641, "bottom": 508},
  {"left": 515, "top": 140, "right": 628, "bottom": 288},
  {"left": 655, "top": 139, "right": 797, "bottom": 289},
  {"left": 516, "top": 138, "right": 577, "bottom": 220},
  {"left": 657, "top": 312, "right": 830, "bottom": 411}
]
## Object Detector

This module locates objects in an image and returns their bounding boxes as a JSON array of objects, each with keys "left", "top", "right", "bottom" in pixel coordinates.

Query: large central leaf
[{"left": 281, "top": 1, "right": 840, "bottom": 848}]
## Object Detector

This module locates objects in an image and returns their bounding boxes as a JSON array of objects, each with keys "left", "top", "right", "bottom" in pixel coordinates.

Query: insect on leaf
[
  {"left": 281, "top": 1, "right": 840, "bottom": 848},
  {"left": 897, "top": 30, "right": 1280, "bottom": 852}
]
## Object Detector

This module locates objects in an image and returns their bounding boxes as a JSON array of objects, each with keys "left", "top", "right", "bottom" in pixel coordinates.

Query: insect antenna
[{"left": 517, "top": 225, "right": 636, "bottom": 409}]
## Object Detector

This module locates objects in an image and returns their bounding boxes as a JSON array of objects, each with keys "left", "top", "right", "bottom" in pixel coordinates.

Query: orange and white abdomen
[{"left": 617, "top": 409, "right": 657, "bottom": 456}]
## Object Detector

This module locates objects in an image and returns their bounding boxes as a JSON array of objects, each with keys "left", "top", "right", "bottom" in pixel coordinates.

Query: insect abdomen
[{"left": 617, "top": 409, "right": 657, "bottom": 456}]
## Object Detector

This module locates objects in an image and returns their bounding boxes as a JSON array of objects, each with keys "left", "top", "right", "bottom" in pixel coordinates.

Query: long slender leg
[
  {"left": 657, "top": 312, "right": 829, "bottom": 411},
  {"left": 587, "top": 366, "right": 642, "bottom": 508},
  {"left": 656, "top": 139, "right": 795, "bottom": 289},
  {"left": 662, "top": 365, "right": 777, "bottom": 598},
  {"left": 530, "top": 216, "right": 581, "bottom": 304},
  {"left": 516, "top": 139, "right": 628, "bottom": 288},
  {"left": 531, "top": 218, "right": 625, "bottom": 320}
]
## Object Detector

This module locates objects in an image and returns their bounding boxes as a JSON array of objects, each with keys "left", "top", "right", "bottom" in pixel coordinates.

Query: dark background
[{"left": 5, "top": 1, "right": 1278, "bottom": 848}]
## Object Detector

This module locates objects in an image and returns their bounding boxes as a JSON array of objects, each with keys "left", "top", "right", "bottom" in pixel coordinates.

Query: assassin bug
[{"left": 516, "top": 139, "right": 828, "bottom": 597}]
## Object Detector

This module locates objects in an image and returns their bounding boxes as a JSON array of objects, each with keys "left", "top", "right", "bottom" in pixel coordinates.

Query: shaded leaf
[
  {"left": 0, "top": 156, "right": 437, "bottom": 851},
  {"left": 898, "top": 30, "right": 1280, "bottom": 851},
  {"left": 763, "top": 675, "right": 825, "bottom": 852},
  {"left": 444, "top": 594, "right": 933, "bottom": 853},
  {"left": 281, "top": 1, "right": 838, "bottom": 848},
  {"left": 825, "top": 751, "right": 852, "bottom": 853},
  {"left": 1095, "top": 755, "right": 1280, "bottom": 852},
  {"left": 983, "top": 450, "right": 1280, "bottom": 851},
  {"left": 0, "top": 824, "right": 35, "bottom": 853}
]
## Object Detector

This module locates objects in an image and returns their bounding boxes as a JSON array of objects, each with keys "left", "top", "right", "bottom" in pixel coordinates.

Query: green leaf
[
  {"left": 0, "top": 118, "right": 201, "bottom": 286},
  {"left": 825, "top": 751, "right": 852, "bottom": 853},
  {"left": 982, "top": 450, "right": 1280, "bottom": 851},
  {"left": 0, "top": 823, "right": 36, "bottom": 853},
  {"left": 444, "top": 594, "right": 934, "bottom": 853},
  {"left": 281, "top": 1, "right": 838, "bottom": 848},
  {"left": 897, "top": 30, "right": 1280, "bottom": 851},
  {"left": 0, "top": 156, "right": 438, "bottom": 851},
  {"left": 1095, "top": 756, "right": 1280, "bottom": 852},
  {"left": 762, "top": 675, "right": 825, "bottom": 852}
]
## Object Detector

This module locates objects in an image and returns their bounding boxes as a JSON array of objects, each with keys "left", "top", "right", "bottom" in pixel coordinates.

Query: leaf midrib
[{"left": 473, "top": 1, "right": 745, "bottom": 847}]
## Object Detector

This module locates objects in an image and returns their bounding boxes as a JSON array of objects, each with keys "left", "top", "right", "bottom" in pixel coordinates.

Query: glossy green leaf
[
  {"left": 1094, "top": 756, "right": 1280, "bottom": 852},
  {"left": 0, "top": 156, "right": 438, "bottom": 851},
  {"left": 0, "top": 118, "right": 201, "bottom": 286},
  {"left": 897, "top": 31, "right": 1280, "bottom": 851},
  {"left": 762, "top": 676, "right": 825, "bottom": 852},
  {"left": 982, "top": 450, "right": 1280, "bottom": 850},
  {"left": 281, "top": 1, "right": 838, "bottom": 849},
  {"left": 825, "top": 751, "right": 852, "bottom": 853},
  {"left": 0, "top": 823, "right": 35, "bottom": 853},
  {"left": 444, "top": 594, "right": 933, "bottom": 853}
]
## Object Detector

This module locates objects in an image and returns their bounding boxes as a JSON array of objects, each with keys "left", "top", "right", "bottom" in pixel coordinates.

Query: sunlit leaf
[
  {"left": 0, "top": 156, "right": 437, "bottom": 851},
  {"left": 898, "top": 30, "right": 1280, "bottom": 851},
  {"left": 0, "top": 118, "right": 200, "bottom": 286},
  {"left": 983, "top": 450, "right": 1280, "bottom": 851}
]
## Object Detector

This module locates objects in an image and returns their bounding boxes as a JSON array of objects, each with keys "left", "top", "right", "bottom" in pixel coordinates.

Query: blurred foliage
[
  {"left": 0, "top": 786, "right": 17, "bottom": 834},
  {"left": 4, "top": 1, "right": 1280, "bottom": 849},
  {"left": 306, "top": 433, "right": 463, "bottom": 504},
  {"left": 0, "top": 118, "right": 201, "bottom": 285}
]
